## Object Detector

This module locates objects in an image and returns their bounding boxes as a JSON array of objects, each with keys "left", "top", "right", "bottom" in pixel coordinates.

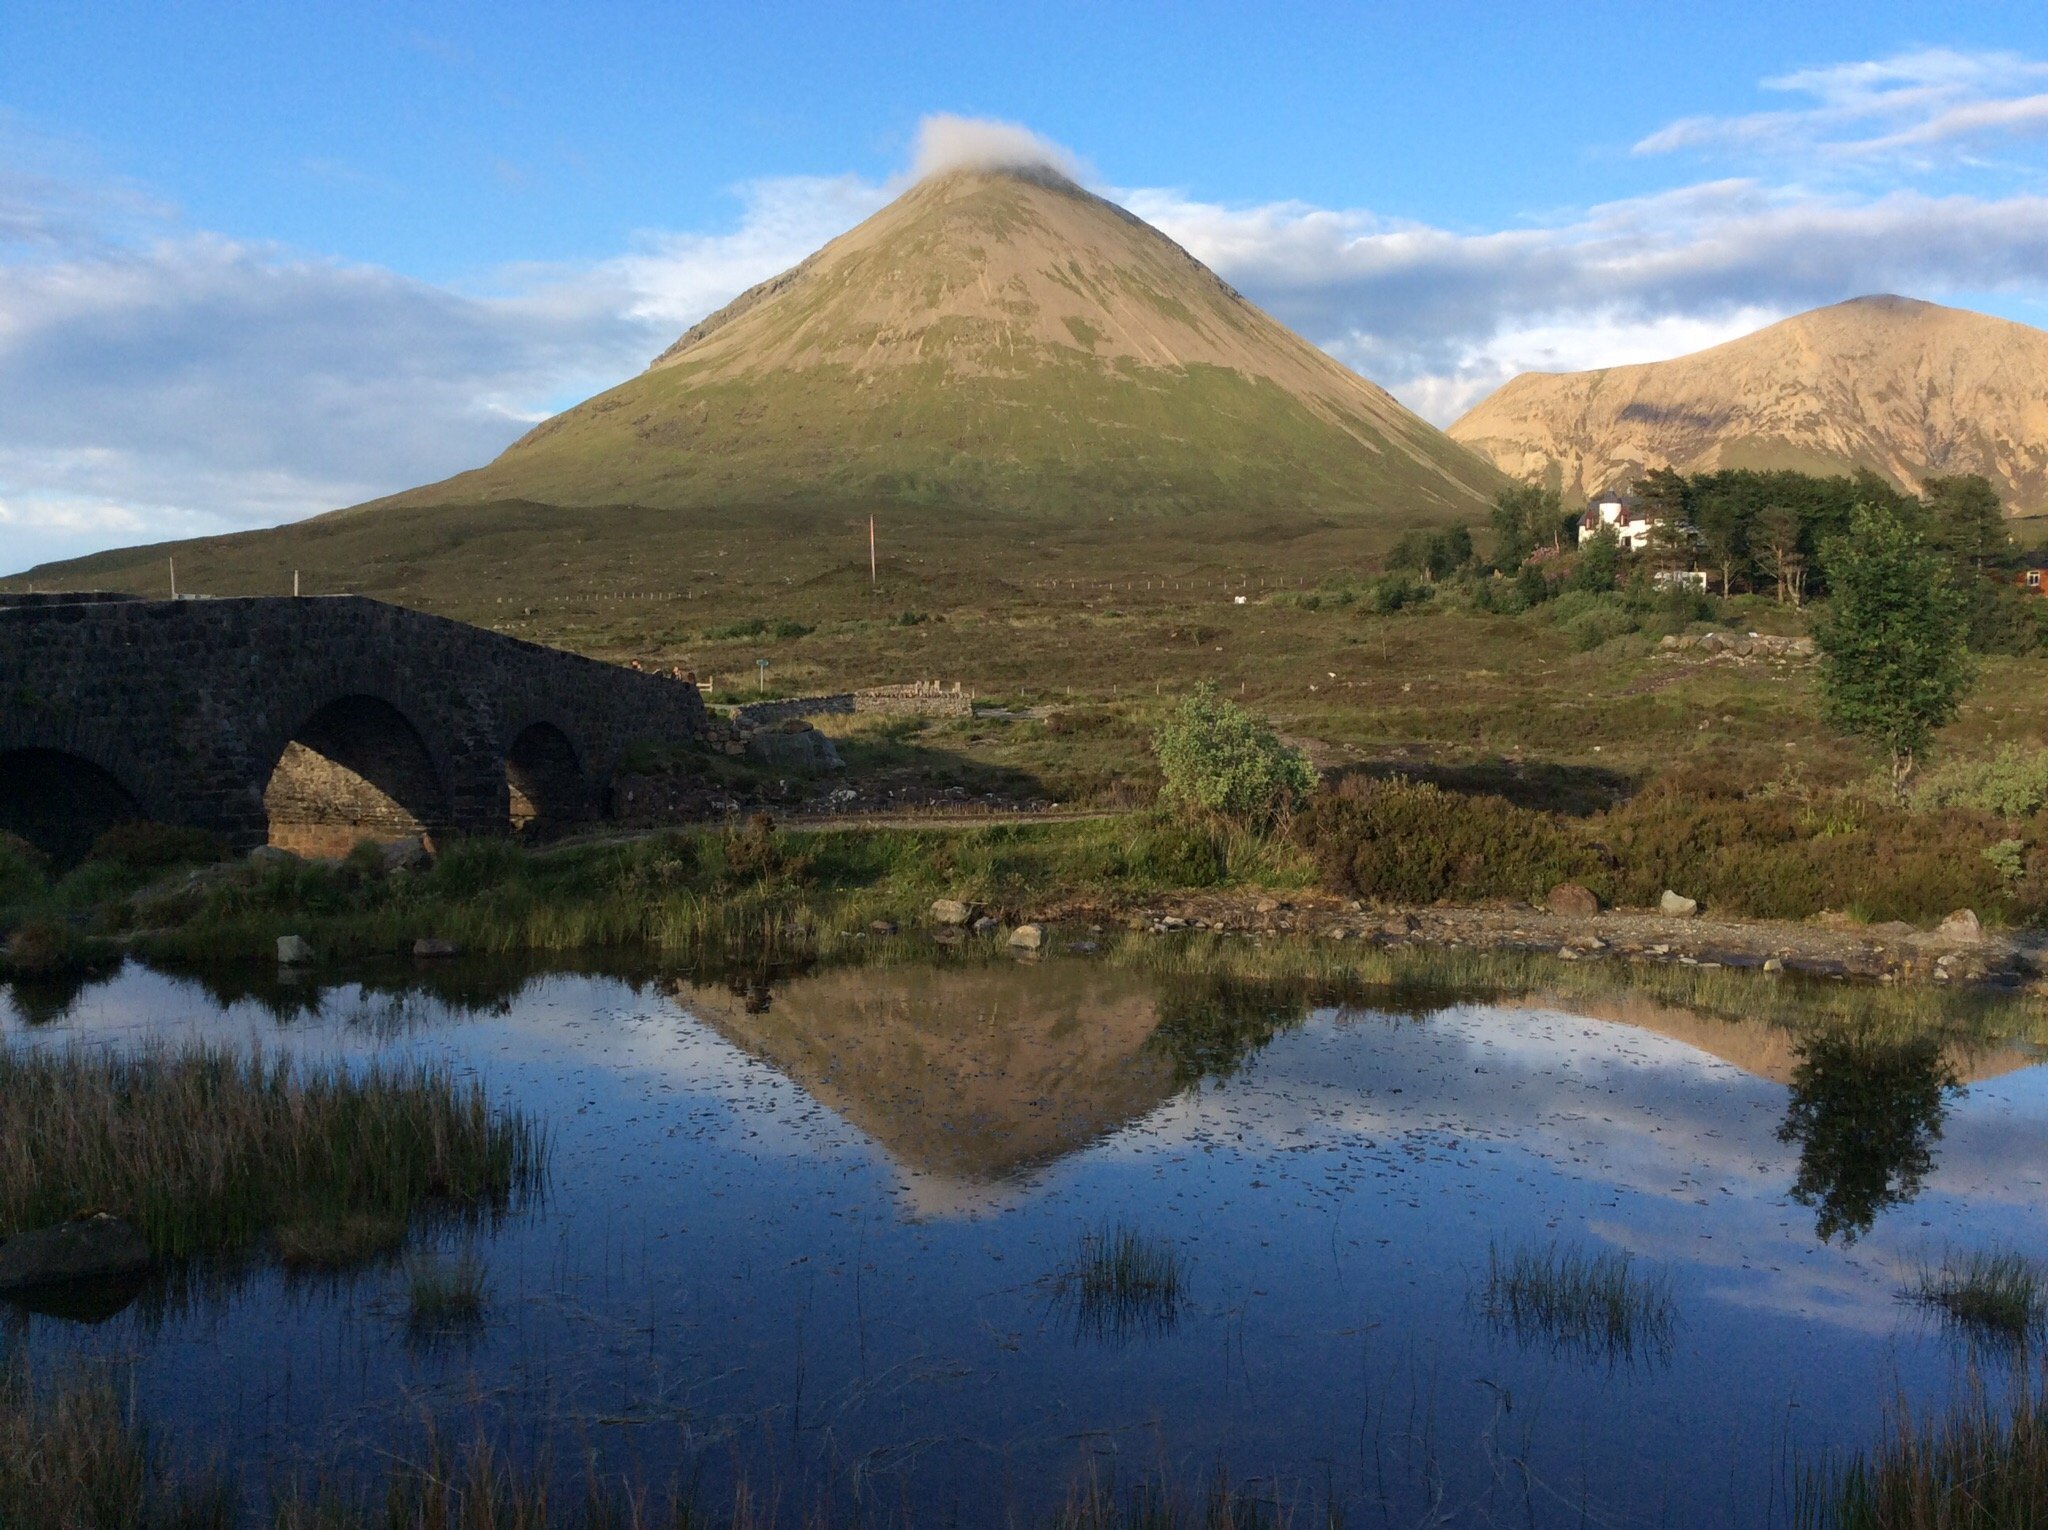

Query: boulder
[
  {"left": 1008, "top": 923, "right": 1046, "bottom": 951},
  {"left": 971, "top": 915, "right": 1000, "bottom": 935},
  {"left": 1658, "top": 891, "right": 1700, "bottom": 918},
  {"left": 412, "top": 937, "right": 459, "bottom": 958},
  {"left": 1546, "top": 883, "right": 1600, "bottom": 918},
  {"left": 1939, "top": 909, "right": 1984, "bottom": 945},
  {"left": 381, "top": 835, "right": 433, "bottom": 873},
  {"left": 0, "top": 1213, "right": 151, "bottom": 1293},
  {"left": 277, "top": 934, "right": 315, "bottom": 964},
  {"left": 745, "top": 724, "right": 843, "bottom": 774},
  {"left": 929, "top": 898, "right": 975, "bottom": 926}
]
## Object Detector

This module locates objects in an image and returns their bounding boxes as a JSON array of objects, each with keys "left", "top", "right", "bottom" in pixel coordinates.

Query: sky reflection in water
[{"left": 4, "top": 956, "right": 2046, "bottom": 1526}]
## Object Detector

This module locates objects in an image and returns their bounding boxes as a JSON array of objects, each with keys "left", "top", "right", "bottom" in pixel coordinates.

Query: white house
[{"left": 1577, "top": 495, "right": 1660, "bottom": 552}]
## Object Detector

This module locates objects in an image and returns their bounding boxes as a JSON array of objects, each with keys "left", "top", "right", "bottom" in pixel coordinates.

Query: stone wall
[
  {"left": 730, "top": 681, "right": 972, "bottom": 727},
  {"left": 0, "top": 594, "right": 710, "bottom": 853}
]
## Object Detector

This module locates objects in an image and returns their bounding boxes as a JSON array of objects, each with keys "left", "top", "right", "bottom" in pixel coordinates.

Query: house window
[{"left": 2030, "top": 571, "right": 2042, "bottom": 588}]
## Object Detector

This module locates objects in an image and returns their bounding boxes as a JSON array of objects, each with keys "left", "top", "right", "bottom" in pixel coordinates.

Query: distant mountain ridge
[{"left": 1448, "top": 296, "right": 2048, "bottom": 512}]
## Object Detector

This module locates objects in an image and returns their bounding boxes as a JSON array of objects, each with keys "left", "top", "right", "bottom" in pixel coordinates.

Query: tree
[
  {"left": 1693, "top": 491, "right": 1749, "bottom": 596},
  {"left": 1815, "top": 505, "right": 1975, "bottom": 791},
  {"left": 1153, "top": 685, "right": 1317, "bottom": 827},
  {"left": 1753, "top": 505, "right": 1806, "bottom": 606},
  {"left": 1488, "top": 485, "right": 1566, "bottom": 571},
  {"left": 1569, "top": 525, "right": 1620, "bottom": 592},
  {"left": 1778, "top": 1032, "right": 1957, "bottom": 1245},
  {"left": 1923, "top": 474, "right": 2007, "bottom": 571},
  {"left": 1633, "top": 467, "right": 1690, "bottom": 525},
  {"left": 1643, "top": 515, "right": 1699, "bottom": 578}
]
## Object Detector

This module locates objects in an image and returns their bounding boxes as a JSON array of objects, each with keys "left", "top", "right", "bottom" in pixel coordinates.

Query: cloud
[
  {"left": 1634, "top": 47, "right": 2048, "bottom": 164},
  {"left": 910, "top": 113, "right": 1085, "bottom": 182}
]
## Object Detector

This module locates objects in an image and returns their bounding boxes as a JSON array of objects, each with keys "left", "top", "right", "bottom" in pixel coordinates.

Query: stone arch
[
  {"left": 506, "top": 721, "right": 592, "bottom": 838},
  {"left": 0, "top": 748, "right": 144, "bottom": 867},
  {"left": 263, "top": 695, "right": 451, "bottom": 856}
]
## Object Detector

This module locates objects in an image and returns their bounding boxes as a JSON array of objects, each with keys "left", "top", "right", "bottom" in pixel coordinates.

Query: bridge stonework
[{"left": 0, "top": 594, "right": 709, "bottom": 853}]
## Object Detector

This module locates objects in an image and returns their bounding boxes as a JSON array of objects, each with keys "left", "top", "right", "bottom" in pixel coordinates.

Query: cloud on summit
[{"left": 6, "top": 78, "right": 2048, "bottom": 571}]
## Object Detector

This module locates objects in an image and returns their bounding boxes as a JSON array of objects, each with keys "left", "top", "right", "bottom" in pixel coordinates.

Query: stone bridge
[{"left": 0, "top": 593, "right": 710, "bottom": 861}]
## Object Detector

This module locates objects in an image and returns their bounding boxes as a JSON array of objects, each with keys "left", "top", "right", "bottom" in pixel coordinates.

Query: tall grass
[
  {"left": 0, "top": 1044, "right": 546, "bottom": 1260},
  {"left": 0, "top": 1362, "right": 229, "bottom": 1529},
  {"left": 1478, "top": 1241, "right": 1676, "bottom": 1365},
  {"left": 405, "top": 1248, "right": 490, "bottom": 1340},
  {"left": 1797, "top": 1367, "right": 2048, "bottom": 1528},
  {"left": 1054, "top": 1223, "right": 1189, "bottom": 1344},
  {"left": 1908, "top": 1248, "right": 2048, "bottom": 1346}
]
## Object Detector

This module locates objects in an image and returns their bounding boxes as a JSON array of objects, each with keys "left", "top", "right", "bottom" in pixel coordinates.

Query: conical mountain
[
  {"left": 1449, "top": 296, "right": 2048, "bottom": 510},
  {"left": 363, "top": 165, "right": 1500, "bottom": 521}
]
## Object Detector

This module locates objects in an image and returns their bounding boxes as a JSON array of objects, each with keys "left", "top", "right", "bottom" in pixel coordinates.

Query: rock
[
  {"left": 381, "top": 835, "right": 433, "bottom": 873},
  {"left": 1067, "top": 939, "right": 1100, "bottom": 955},
  {"left": 276, "top": 934, "right": 315, "bottom": 964},
  {"left": 1325, "top": 927, "right": 1353, "bottom": 941},
  {"left": 0, "top": 1213, "right": 151, "bottom": 1293},
  {"left": 971, "top": 915, "right": 1000, "bottom": 935},
  {"left": 1008, "top": 923, "right": 1045, "bottom": 950},
  {"left": 1546, "top": 882, "right": 1600, "bottom": 918},
  {"left": 930, "top": 898, "right": 974, "bottom": 926},
  {"left": 1385, "top": 913, "right": 1419, "bottom": 936},
  {"left": 869, "top": 919, "right": 899, "bottom": 937},
  {"left": 412, "top": 937, "right": 458, "bottom": 958},
  {"left": 745, "top": 724, "right": 843, "bottom": 774},
  {"left": 247, "top": 845, "right": 299, "bottom": 868},
  {"left": 1870, "top": 920, "right": 1917, "bottom": 939},
  {"left": 1254, "top": 897, "right": 1280, "bottom": 914},
  {"left": 1659, "top": 891, "right": 1699, "bottom": 918},
  {"left": 1813, "top": 910, "right": 1859, "bottom": 932},
  {"left": 1939, "top": 909, "right": 1984, "bottom": 945},
  {"left": 1763, "top": 957, "right": 1784, "bottom": 973}
]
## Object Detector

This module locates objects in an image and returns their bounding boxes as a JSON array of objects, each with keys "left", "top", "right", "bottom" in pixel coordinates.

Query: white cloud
[
  {"left": 1635, "top": 47, "right": 2048, "bottom": 164},
  {"left": 910, "top": 113, "right": 1085, "bottom": 182}
]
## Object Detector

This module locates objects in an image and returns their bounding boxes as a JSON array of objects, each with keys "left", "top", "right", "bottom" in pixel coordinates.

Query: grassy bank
[{"left": 0, "top": 1045, "right": 545, "bottom": 1260}]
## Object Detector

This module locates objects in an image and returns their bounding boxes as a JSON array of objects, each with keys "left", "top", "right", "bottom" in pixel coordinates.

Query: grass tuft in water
[
  {"left": 274, "top": 1213, "right": 408, "bottom": 1272},
  {"left": 1479, "top": 1240, "right": 1676, "bottom": 1364},
  {"left": 1056, "top": 1470, "right": 1297, "bottom": 1529},
  {"left": 1907, "top": 1248, "right": 2048, "bottom": 1345},
  {"left": 1055, "top": 1222, "right": 1189, "bottom": 1344},
  {"left": 1797, "top": 1366, "right": 2048, "bottom": 1528},
  {"left": 0, "top": 1043, "right": 546, "bottom": 1261},
  {"left": 404, "top": 1249, "right": 489, "bottom": 1338}
]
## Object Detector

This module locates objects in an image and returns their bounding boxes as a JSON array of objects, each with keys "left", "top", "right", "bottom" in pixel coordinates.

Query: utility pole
[{"left": 169, "top": 557, "right": 177, "bottom": 598}]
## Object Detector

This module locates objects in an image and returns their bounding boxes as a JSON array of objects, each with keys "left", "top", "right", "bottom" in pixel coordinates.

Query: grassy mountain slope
[
  {"left": 9, "top": 167, "right": 1502, "bottom": 612},
  {"left": 1449, "top": 296, "right": 2048, "bottom": 512}
]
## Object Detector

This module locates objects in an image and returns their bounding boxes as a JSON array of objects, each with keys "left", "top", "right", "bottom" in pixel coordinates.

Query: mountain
[
  {"left": 1448, "top": 296, "right": 2048, "bottom": 512},
  {"left": 355, "top": 165, "right": 1498, "bottom": 522}
]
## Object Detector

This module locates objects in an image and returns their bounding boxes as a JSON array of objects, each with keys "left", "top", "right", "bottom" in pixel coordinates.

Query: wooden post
[
  {"left": 869, "top": 516, "right": 877, "bottom": 588},
  {"left": 169, "top": 557, "right": 177, "bottom": 598}
]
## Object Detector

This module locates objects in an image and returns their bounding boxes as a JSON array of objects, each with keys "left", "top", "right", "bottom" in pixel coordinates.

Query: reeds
[
  {"left": 0, "top": 1043, "right": 546, "bottom": 1261},
  {"left": 1054, "top": 1223, "right": 1189, "bottom": 1344},
  {"left": 1478, "top": 1240, "right": 1676, "bottom": 1365},
  {"left": 1907, "top": 1248, "right": 2048, "bottom": 1346},
  {"left": 405, "top": 1248, "right": 489, "bottom": 1339},
  {"left": 1797, "top": 1366, "right": 2048, "bottom": 1528},
  {"left": 0, "top": 1362, "right": 230, "bottom": 1529}
]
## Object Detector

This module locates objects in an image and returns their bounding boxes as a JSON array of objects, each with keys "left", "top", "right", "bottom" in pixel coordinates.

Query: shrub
[
  {"left": 83, "top": 822, "right": 228, "bottom": 874},
  {"left": 0, "top": 834, "right": 49, "bottom": 911},
  {"left": 1297, "top": 776, "right": 1600, "bottom": 904},
  {"left": 2, "top": 919, "right": 86, "bottom": 979},
  {"left": 1152, "top": 686, "right": 1316, "bottom": 829},
  {"left": 1912, "top": 744, "right": 2048, "bottom": 818},
  {"left": 1369, "top": 572, "right": 1433, "bottom": 613}
]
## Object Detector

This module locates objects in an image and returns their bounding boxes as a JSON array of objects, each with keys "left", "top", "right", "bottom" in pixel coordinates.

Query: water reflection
[
  {"left": 4, "top": 954, "right": 2046, "bottom": 1526},
  {"left": 1778, "top": 1032, "right": 1961, "bottom": 1244}
]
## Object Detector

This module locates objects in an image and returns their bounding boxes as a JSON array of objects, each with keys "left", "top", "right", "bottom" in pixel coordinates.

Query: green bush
[
  {"left": 1369, "top": 573, "right": 1433, "bottom": 613},
  {"left": 1121, "top": 819, "right": 1227, "bottom": 885},
  {"left": 83, "top": 822, "right": 228, "bottom": 873},
  {"left": 1297, "top": 776, "right": 1601, "bottom": 904},
  {"left": 0, "top": 834, "right": 49, "bottom": 913},
  {"left": 1912, "top": 745, "right": 2048, "bottom": 818},
  {"left": 1153, "top": 686, "right": 1316, "bottom": 828},
  {"left": 1546, "top": 590, "right": 1639, "bottom": 650}
]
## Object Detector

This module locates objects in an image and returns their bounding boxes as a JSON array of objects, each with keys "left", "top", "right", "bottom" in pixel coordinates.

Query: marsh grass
[
  {"left": 1907, "top": 1248, "right": 2048, "bottom": 1347},
  {"left": 1797, "top": 1366, "right": 2048, "bottom": 1528},
  {"left": 0, "top": 1044, "right": 546, "bottom": 1260},
  {"left": 1054, "top": 1223, "right": 1189, "bottom": 1344},
  {"left": 404, "top": 1248, "right": 489, "bottom": 1340},
  {"left": 1055, "top": 1472, "right": 1296, "bottom": 1529},
  {"left": 1478, "top": 1241, "right": 1676, "bottom": 1365},
  {"left": 274, "top": 1213, "right": 408, "bottom": 1273},
  {"left": 0, "top": 1361, "right": 230, "bottom": 1529}
]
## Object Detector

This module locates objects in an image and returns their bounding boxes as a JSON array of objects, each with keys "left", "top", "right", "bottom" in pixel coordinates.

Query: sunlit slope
[
  {"left": 1450, "top": 296, "right": 2048, "bottom": 511},
  {"left": 363, "top": 166, "right": 1500, "bottom": 521}
]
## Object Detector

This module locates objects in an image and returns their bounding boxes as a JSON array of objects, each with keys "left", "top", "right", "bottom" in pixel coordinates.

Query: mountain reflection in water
[{"left": 3, "top": 954, "right": 2045, "bottom": 1527}]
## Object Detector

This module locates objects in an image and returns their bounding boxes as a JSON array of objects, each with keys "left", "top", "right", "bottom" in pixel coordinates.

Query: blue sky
[{"left": 5, "top": 1, "right": 2048, "bottom": 572}]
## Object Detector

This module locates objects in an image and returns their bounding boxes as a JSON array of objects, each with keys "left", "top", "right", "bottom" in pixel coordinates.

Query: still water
[{"left": 4, "top": 952, "right": 2046, "bottom": 1525}]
